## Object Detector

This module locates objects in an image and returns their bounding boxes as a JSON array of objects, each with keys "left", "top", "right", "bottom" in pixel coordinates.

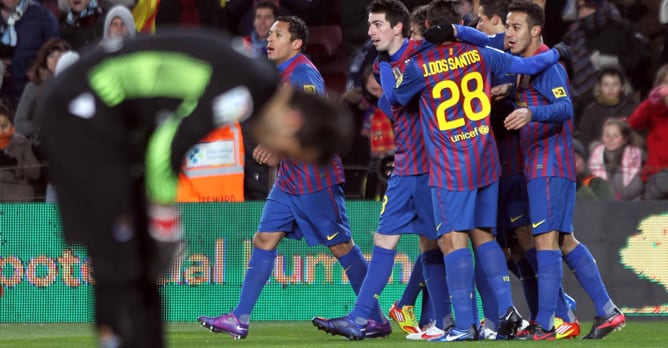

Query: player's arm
[
  {"left": 504, "top": 66, "right": 573, "bottom": 130},
  {"left": 453, "top": 25, "right": 493, "bottom": 47},
  {"left": 527, "top": 66, "right": 574, "bottom": 123},
  {"left": 378, "top": 93, "right": 392, "bottom": 119},
  {"left": 482, "top": 46, "right": 561, "bottom": 77},
  {"left": 379, "top": 60, "right": 424, "bottom": 107},
  {"left": 290, "top": 66, "right": 325, "bottom": 96}
]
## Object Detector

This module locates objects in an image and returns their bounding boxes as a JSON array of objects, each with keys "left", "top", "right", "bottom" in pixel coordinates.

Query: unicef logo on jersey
[
  {"left": 187, "top": 147, "right": 203, "bottom": 164},
  {"left": 450, "top": 125, "right": 490, "bottom": 143}
]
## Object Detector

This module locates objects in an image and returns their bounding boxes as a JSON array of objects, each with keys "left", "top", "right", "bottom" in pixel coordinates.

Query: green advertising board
[{"left": 0, "top": 202, "right": 420, "bottom": 322}]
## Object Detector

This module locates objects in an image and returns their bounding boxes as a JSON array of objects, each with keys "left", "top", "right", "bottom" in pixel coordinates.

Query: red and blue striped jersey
[
  {"left": 374, "top": 39, "right": 429, "bottom": 176},
  {"left": 393, "top": 42, "right": 506, "bottom": 190},
  {"left": 276, "top": 53, "right": 345, "bottom": 194},
  {"left": 392, "top": 42, "right": 558, "bottom": 190},
  {"left": 514, "top": 45, "right": 576, "bottom": 181}
]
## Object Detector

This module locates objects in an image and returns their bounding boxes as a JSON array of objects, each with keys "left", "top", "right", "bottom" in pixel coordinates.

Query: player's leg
[
  {"left": 413, "top": 176, "right": 452, "bottom": 334},
  {"left": 390, "top": 253, "right": 424, "bottom": 334},
  {"left": 88, "top": 203, "right": 165, "bottom": 348},
  {"left": 516, "top": 176, "right": 569, "bottom": 340},
  {"left": 561, "top": 233, "right": 625, "bottom": 339},
  {"left": 431, "top": 187, "right": 478, "bottom": 341},
  {"left": 469, "top": 182, "right": 523, "bottom": 339},
  {"left": 197, "top": 187, "right": 289, "bottom": 338},
  {"left": 315, "top": 178, "right": 415, "bottom": 339}
]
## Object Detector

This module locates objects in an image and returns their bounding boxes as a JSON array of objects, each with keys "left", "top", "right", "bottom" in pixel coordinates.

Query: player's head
[
  {"left": 29, "top": 38, "right": 71, "bottom": 84},
  {"left": 426, "top": 0, "right": 462, "bottom": 29},
  {"left": 506, "top": 0, "right": 545, "bottom": 57},
  {"left": 367, "top": 0, "right": 410, "bottom": 54},
  {"left": 409, "top": 5, "right": 428, "bottom": 40},
  {"left": 267, "top": 16, "right": 308, "bottom": 64},
  {"left": 254, "top": 0, "right": 279, "bottom": 40},
  {"left": 477, "top": 0, "right": 510, "bottom": 35},
  {"left": 252, "top": 87, "right": 353, "bottom": 164}
]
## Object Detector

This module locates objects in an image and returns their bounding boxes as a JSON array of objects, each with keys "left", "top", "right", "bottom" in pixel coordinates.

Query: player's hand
[
  {"left": 423, "top": 24, "right": 455, "bottom": 44},
  {"left": 504, "top": 108, "right": 532, "bottom": 130},
  {"left": 552, "top": 42, "right": 572, "bottom": 62},
  {"left": 648, "top": 85, "right": 668, "bottom": 104},
  {"left": 491, "top": 83, "right": 512, "bottom": 101},
  {"left": 378, "top": 51, "right": 391, "bottom": 63},
  {"left": 253, "top": 144, "right": 280, "bottom": 167}
]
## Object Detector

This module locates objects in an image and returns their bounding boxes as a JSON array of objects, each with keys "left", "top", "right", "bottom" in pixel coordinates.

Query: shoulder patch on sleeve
[
  {"left": 395, "top": 73, "right": 403, "bottom": 88},
  {"left": 303, "top": 84, "right": 317, "bottom": 94},
  {"left": 552, "top": 86, "right": 567, "bottom": 98}
]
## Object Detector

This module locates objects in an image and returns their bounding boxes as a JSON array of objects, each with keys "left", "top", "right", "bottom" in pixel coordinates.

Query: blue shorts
[
  {"left": 257, "top": 184, "right": 352, "bottom": 246},
  {"left": 377, "top": 174, "right": 438, "bottom": 240},
  {"left": 498, "top": 174, "right": 530, "bottom": 229},
  {"left": 526, "top": 177, "right": 575, "bottom": 235},
  {"left": 431, "top": 182, "right": 498, "bottom": 236}
]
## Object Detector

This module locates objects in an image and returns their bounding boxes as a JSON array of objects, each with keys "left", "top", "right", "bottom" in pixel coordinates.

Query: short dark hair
[
  {"left": 508, "top": 0, "right": 545, "bottom": 29},
  {"left": 410, "top": 4, "right": 429, "bottom": 37},
  {"left": 291, "top": 90, "right": 353, "bottom": 164},
  {"left": 276, "top": 16, "right": 309, "bottom": 52},
  {"left": 255, "top": 0, "right": 279, "bottom": 18},
  {"left": 427, "top": 0, "right": 461, "bottom": 28},
  {"left": 597, "top": 65, "right": 626, "bottom": 86},
  {"left": 480, "top": 0, "right": 511, "bottom": 24},
  {"left": 367, "top": 0, "right": 411, "bottom": 38}
]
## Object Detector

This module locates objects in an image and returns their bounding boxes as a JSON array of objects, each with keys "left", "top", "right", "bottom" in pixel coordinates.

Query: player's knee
[
  {"left": 328, "top": 239, "right": 354, "bottom": 258},
  {"left": 373, "top": 233, "right": 400, "bottom": 250},
  {"left": 418, "top": 236, "right": 439, "bottom": 252},
  {"left": 252, "top": 232, "right": 283, "bottom": 250}
]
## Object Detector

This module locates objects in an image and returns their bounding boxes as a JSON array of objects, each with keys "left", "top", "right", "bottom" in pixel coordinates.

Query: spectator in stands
[
  {"left": 562, "top": 0, "right": 651, "bottom": 118},
  {"left": 577, "top": 65, "right": 638, "bottom": 149},
  {"left": 0, "top": 101, "right": 40, "bottom": 202},
  {"left": 101, "top": 4, "right": 136, "bottom": 44},
  {"left": 242, "top": 1, "right": 278, "bottom": 58},
  {"left": 14, "top": 39, "right": 70, "bottom": 145},
  {"left": 59, "top": 0, "right": 106, "bottom": 51},
  {"left": 14, "top": 39, "right": 70, "bottom": 201},
  {"left": 628, "top": 64, "right": 668, "bottom": 200},
  {"left": 574, "top": 138, "right": 614, "bottom": 200},
  {"left": 0, "top": 0, "right": 59, "bottom": 106},
  {"left": 588, "top": 119, "right": 644, "bottom": 200}
]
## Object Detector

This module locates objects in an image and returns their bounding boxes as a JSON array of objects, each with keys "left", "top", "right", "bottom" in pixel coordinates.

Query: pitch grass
[{"left": 0, "top": 320, "right": 665, "bottom": 348}]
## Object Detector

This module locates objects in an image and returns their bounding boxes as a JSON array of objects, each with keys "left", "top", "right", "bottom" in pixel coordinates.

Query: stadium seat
[{"left": 307, "top": 25, "right": 343, "bottom": 57}]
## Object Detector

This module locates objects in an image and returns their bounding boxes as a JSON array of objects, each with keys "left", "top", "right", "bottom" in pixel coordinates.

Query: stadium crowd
[
  {"left": 5, "top": 0, "right": 666, "bottom": 346},
  {"left": 0, "top": 0, "right": 664, "bottom": 202}
]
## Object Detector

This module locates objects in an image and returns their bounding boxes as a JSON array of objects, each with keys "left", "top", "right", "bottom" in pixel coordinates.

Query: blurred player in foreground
[{"left": 36, "top": 30, "right": 352, "bottom": 348}]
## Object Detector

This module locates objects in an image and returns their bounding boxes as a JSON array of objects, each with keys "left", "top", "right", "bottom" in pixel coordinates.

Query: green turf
[{"left": 0, "top": 320, "right": 664, "bottom": 347}]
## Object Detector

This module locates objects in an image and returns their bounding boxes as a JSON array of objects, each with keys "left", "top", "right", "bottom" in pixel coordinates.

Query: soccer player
[
  {"left": 502, "top": 0, "right": 625, "bottom": 340},
  {"left": 454, "top": 2, "right": 580, "bottom": 337},
  {"left": 197, "top": 16, "right": 390, "bottom": 340},
  {"left": 36, "top": 30, "right": 353, "bottom": 348},
  {"left": 371, "top": 0, "right": 568, "bottom": 341},
  {"left": 312, "top": 0, "right": 452, "bottom": 341}
]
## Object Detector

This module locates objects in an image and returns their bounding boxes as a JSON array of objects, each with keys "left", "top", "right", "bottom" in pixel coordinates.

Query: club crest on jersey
[
  {"left": 303, "top": 84, "right": 317, "bottom": 94},
  {"left": 552, "top": 87, "right": 567, "bottom": 98}
]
